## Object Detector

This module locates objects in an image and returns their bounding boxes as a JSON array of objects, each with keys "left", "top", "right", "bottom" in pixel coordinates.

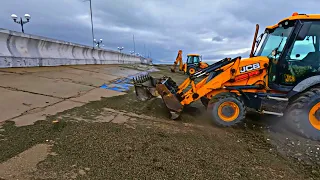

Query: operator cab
[
  {"left": 253, "top": 12, "right": 320, "bottom": 91},
  {"left": 187, "top": 54, "right": 201, "bottom": 65}
]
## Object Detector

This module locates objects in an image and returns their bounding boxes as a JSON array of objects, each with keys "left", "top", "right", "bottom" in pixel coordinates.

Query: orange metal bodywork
[
  {"left": 171, "top": 50, "right": 209, "bottom": 74},
  {"left": 177, "top": 56, "right": 270, "bottom": 106},
  {"left": 171, "top": 50, "right": 183, "bottom": 72},
  {"left": 266, "top": 13, "right": 320, "bottom": 30},
  {"left": 171, "top": 12, "right": 320, "bottom": 107},
  {"left": 199, "top": 61, "right": 209, "bottom": 69}
]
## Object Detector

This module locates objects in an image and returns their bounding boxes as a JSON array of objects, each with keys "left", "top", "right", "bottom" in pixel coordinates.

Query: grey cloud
[
  {"left": 212, "top": 36, "right": 224, "bottom": 42},
  {"left": 0, "top": 0, "right": 318, "bottom": 63}
]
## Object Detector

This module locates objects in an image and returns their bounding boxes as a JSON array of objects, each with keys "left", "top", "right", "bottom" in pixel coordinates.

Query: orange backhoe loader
[
  {"left": 170, "top": 50, "right": 209, "bottom": 75},
  {"left": 134, "top": 12, "right": 320, "bottom": 140}
]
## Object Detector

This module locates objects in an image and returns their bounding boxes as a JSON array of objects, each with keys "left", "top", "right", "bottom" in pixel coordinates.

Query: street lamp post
[
  {"left": 11, "top": 14, "right": 31, "bottom": 33},
  {"left": 83, "top": 0, "right": 95, "bottom": 48},
  {"left": 117, "top": 47, "right": 124, "bottom": 53},
  {"left": 117, "top": 47, "right": 124, "bottom": 63},
  {"left": 94, "top": 38, "right": 103, "bottom": 48}
]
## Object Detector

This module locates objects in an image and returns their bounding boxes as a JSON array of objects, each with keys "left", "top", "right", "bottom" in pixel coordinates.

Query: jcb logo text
[{"left": 240, "top": 63, "right": 260, "bottom": 73}]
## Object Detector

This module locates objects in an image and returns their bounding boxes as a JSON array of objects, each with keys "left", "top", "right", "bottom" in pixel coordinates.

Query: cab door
[{"left": 280, "top": 22, "right": 320, "bottom": 86}]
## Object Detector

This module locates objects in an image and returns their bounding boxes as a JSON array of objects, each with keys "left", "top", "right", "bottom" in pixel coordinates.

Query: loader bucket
[
  {"left": 133, "top": 74, "right": 184, "bottom": 119},
  {"left": 155, "top": 82, "right": 183, "bottom": 119},
  {"left": 133, "top": 73, "right": 159, "bottom": 101}
]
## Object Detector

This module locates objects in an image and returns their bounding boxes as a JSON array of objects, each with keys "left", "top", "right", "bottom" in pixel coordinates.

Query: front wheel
[
  {"left": 207, "top": 93, "right": 246, "bottom": 127},
  {"left": 286, "top": 86, "right": 320, "bottom": 140},
  {"left": 187, "top": 67, "right": 196, "bottom": 76}
]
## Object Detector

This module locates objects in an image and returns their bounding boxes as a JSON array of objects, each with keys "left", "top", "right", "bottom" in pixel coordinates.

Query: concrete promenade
[{"left": 0, "top": 64, "right": 152, "bottom": 126}]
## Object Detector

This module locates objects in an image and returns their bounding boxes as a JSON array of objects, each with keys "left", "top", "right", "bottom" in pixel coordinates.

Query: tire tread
[
  {"left": 286, "top": 86, "right": 320, "bottom": 140},
  {"left": 208, "top": 93, "right": 246, "bottom": 127}
]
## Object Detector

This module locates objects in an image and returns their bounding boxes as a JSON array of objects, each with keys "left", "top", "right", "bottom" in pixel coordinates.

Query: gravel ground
[{"left": 0, "top": 64, "right": 319, "bottom": 179}]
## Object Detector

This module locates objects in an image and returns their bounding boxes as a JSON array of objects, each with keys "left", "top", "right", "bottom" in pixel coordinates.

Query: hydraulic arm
[{"left": 170, "top": 50, "right": 183, "bottom": 72}]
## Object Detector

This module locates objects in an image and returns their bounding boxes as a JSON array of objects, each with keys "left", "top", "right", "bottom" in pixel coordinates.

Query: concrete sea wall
[{"left": 0, "top": 29, "right": 151, "bottom": 68}]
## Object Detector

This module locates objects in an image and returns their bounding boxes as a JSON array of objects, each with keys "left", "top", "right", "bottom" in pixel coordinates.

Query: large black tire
[
  {"left": 207, "top": 93, "right": 246, "bottom": 127},
  {"left": 285, "top": 86, "right": 320, "bottom": 140},
  {"left": 186, "top": 65, "right": 197, "bottom": 76}
]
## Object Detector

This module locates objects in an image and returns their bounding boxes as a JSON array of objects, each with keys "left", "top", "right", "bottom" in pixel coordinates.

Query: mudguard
[{"left": 287, "top": 75, "right": 320, "bottom": 98}]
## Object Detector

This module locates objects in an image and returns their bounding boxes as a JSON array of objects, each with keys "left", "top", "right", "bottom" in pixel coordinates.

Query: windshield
[
  {"left": 187, "top": 56, "right": 200, "bottom": 64},
  {"left": 254, "top": 26, "right": 294, "bottom": 57}
]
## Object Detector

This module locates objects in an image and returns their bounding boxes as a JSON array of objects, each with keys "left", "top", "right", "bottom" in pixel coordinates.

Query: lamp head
[
  {"left": 24, "top": 14, "right": 31, "bottom": 21},
  {"left": 11, "top": 14, "right": 18, "bottom": 21}
]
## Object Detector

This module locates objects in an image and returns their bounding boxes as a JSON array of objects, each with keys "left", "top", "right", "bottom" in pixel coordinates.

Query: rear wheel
[
  {"left": 207, "top": 93, "right": 246, "bottom": 127},
  {"left": 286, "top": 86, "right": 320, "bottom": 140}
]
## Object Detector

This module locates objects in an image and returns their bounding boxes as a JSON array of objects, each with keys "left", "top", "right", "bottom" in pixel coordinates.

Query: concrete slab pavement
[
  {"left": 12, "top": 100, "right": 84, "bottom": 127},
  {"left": 0, "top": 144, "right": 51, "bottom": 179},
  {"left": 0, "top": 87, "right": 60, "bottom": 121},
  {"left": 34, "top": 71, "right": 108, "bottom": 87},
  {"left": 0, "top": 71, "right": 13, "bottom": 75},
  {"left": 98, "top": 67, "right": 141, "bottom": 77},
  {"left": 66, "top": 64, "right": 119, "bottom": 73},
  {"left": 70, "top": 88, "right": 125, "bottom": 103},
  {"left": 65, "top": 68, "right": 121, "bottom": 80},
  {"left": 0, "top": 64, "right": 152, "bottom": 126},
  {"left": 0, "top": 74, "right": 94, "bottom": 98},
  {"left": 60, "top": 69, "right": 120, "bottom": 85},
  {"left": 0, "top": 66, "right": 66, "bottom": 74}
]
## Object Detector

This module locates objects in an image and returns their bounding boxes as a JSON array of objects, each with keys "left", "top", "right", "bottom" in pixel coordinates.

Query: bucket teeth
[{"left": 133, "top": 73, "right": 153, "bottom": 85}]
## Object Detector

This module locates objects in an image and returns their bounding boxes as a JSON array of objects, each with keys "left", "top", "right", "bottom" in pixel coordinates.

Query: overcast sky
[{"left": 1, "top": 0, "right": 319, "bottom": 63}]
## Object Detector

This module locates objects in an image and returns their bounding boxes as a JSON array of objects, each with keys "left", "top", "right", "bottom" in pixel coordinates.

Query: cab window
[
  {"left": 193, "top": 56, "right": 200, "bottom": 64},
  {"left": 282, "top": 22, "right": 320, "bottom": 85},
  {"left": 187, "top": 56, "right": 193, "bottom": 64},
  {"left": 289, "top": 36, "right": 316, "bottom": 60},
  {"left": 187, "top": 56, "right": 200, "bottom": 64}
]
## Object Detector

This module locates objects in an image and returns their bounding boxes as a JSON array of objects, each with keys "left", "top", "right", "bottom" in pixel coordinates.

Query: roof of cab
[
  {"left": 187, "top": 54, "right": 200, "bottom": 56},
  {"left": 266, "top": 12, "right": 320, "bottom": 30}
]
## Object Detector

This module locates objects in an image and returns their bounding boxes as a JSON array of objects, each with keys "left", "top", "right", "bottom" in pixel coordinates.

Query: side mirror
[{"left": 297, "top": 22, "right": 312, "bottom": 40}]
